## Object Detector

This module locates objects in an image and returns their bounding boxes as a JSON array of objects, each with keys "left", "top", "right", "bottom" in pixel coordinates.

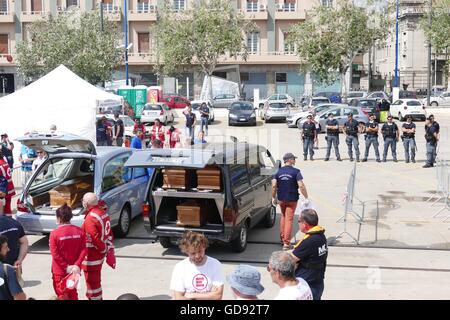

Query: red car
[{"left": 161, "top": 95, "right": 190, "bottom": 109}]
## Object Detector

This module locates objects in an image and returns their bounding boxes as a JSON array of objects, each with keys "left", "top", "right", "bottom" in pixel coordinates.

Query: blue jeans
[
  {"left": 303, "top": 137, "right": 314, "bottom": 158},
  {"left": 200, "top": 117, "right": 209, "bottom": 135},
  {"left": 403, "top": 137, "right": 416, "bottom": 162},
  {"left": 309, "top": 281, "right": 325, "bottom": 300},
  {"left": 364, "top": 136, "right": 380, "bottom": 160},
  {"left": 325, "top": 135, "right": 340, "bottom": 159},
  {"left": 186, "top": 126, "right": 195, "bottom": 142},
  {"left": 345, "top": 135, "right": 360, "bottom": 160},
  {"left": 426, "top": 141, "right": 437, "bottom": 166},
  {"left": 383, "top": 137, "right": 397, "bottom": 161}
]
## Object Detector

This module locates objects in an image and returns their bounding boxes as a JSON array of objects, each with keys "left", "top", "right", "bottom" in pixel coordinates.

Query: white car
[
  {"left": 423, "top": 92, "right": 450, "bottom": 107},
  {"left": 390, "top": 99, "right": 426, "bottom": 121},
  {"left": 299, "top": 96, "right": 331, "bottom": 110},
  {"left": 259, "top": 93, "right": 295, "bottom": 109},
  {"left": 286, "top": 103, "right": 341, "bottom": 128},
  {"left": 141, "top": 102, "right": 175, "bottom": 125},
  {"left": 190, "top": 100, "right": 215, "bottom": 124}
]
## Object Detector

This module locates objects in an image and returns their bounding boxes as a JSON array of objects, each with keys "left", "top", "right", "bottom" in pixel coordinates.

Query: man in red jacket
[
  {"left": 49, "top": 204, "right": 86, "bottom": 300},
  {"left": 0, "top": 149, "right": 15, "bottom": 216},
  {"left": 81, "top": 193, "right": 113, "bottom": 300},
  {"left": 150, "top": 119, "right": 166, "bottom": 144}
]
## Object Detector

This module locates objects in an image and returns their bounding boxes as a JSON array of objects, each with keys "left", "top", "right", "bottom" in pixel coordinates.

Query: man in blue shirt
[
  {"left": 199, "top": 103, "right": 210, "bottom": 136},
  {"left": 0, "top": 235, "right": 27, "bottom": 300},
  {"left": 18, "top": 141, "right": 37, "bottom": 188},
  {"left": 184, "top": 106, "right": 197, "bottom": 144},
  {"left": 272, "top": 153, "right": 309, "bottom": 251},
  {"left": 423, "top": 114, "right": 440, "bottom": 168},
  {"left": 130, "top": 129, "right": 143, "bottom": 149},
  {"left": 194, "top": 131, "right": 207, "bottom": 145}
]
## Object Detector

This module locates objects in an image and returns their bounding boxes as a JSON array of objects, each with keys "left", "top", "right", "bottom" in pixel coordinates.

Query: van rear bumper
[{"left": 152, "top": 223, "right": 234, "bottom": 242}]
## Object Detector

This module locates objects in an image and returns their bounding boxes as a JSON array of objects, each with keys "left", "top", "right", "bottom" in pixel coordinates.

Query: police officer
[
  {"left": 381, "top": 115, "right": 399, "bottom": 162},
  {"left": 343, "top": 113, "right": 360, "bottom": 162},
  {"left": 401, "top": 115, "right": 416, "bottom": 163},
  {"left": 301, "top": 115, "right": 317, "bottom": 161},
  {"left": 362, "top": 114, "right": 381, "bottom": 162},
  {"left": 324, "top": 113, "right": 342, "bottom": 161},
  {"left": 423, "top": 114, "right": 440, "bottom": 168}
]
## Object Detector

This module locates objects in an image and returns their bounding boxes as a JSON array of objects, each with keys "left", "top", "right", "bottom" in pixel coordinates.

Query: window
[
  {"left": 343, "top": 108, "right": 358, "bottom": 116},
  {"left": 0, "top": 0, "right": 7, "bottom": 13},
  {"left": 138, "top": 33, "right": 150, "bottom": 53},
  {"left": 31, "top": 0, "right": 43, "bottom": 12},
  {"left": 229, "top": 164, "right": 250, "bottom": 194},
  {"left": 321, "top": 0, "right": 333, "bottom": 7},
  {"left": 283, "top": 0, "right": 296, "bottom": 12},
  {"left": 406, "top": 101, "right": 421, "bottom": 106},
  {"left": 248, "top": 163, "right": 264, "bottom": 185},
  {"left": 0, "top": 34, "right": 8, "bottom": 54},
  {"left": 137, "top": 0, "right": 150, "bottom": 13},
  {"left": 247, "top": 32, "right": 260, "bottom": 54},
  {"left": 240, "top": 72, "right": 249, "bottom": 82},
  {"left": 276, "top": 73, "right": 287, "bottom": 83},
  {"left": 247, "top": 0, "right": 258, "bottom": 12},
  {"left": 283, "top": 32, "right": 295, "bottom": 54},
  {"left": 30, "top": 158, "right": 75, "bottom": 190},
  {"left": 66, "top": 0, "right": 79, "bottom": 8},
  {"left": 173, "top": 0, "right": 185, "bottom": 12},
  {"left": 328, "top": 108, "right": 341, "bottom": 117},
  {"left": 102, "top": 153, "right": 131, "bottom": 193},
  {"left": 132, "top": 167, "right": 148, "bottom": 179}
]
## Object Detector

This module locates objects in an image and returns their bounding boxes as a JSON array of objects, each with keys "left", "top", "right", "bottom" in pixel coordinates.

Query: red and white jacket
[
  {"left": 0, "top": 159, "right": 15, "bottom": 199},
  {"left": 49, "top": 224, "right": 86, "bottom": 276},
  {"left": 81, "top": 205, "right": 113, "bottom": 271},
  {"left": 168, "top": 129, "right": 181, "bottom": 148},
  {"left": 150, "top": 124, "right": 165, "bottom": 142}
]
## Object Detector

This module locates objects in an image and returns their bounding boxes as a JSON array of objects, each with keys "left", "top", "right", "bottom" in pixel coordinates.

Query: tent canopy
[{"left": 0, "top": 65, "right": 123, "bottom": 162}]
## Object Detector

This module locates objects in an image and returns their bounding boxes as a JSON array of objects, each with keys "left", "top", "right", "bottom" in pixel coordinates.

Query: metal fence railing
[{"left": 428, "top": 159, "right": 450, "bottom": 222}]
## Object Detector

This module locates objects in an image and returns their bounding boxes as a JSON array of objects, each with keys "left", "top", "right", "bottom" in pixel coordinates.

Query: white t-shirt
[
  {"left": 274, "top": 278, "right": 313, "bottom": 300},
  {"left": 170, "top": 256, "right": 224, "bottom": 293},
  {"left": 32, "top": 156, "right": 47, "bottom": 171}
]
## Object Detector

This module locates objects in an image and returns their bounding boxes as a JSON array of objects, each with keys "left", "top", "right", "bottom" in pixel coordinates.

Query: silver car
[
  {"left": 299, "top": 106, "right": 368, "bottom": 133},
  {"left": 15, "top": 132, "right": 150, "bottom": 237},
  {"left": 140, "top": 102, "right": 175, "bottom": 125},
  {"left": 213, "top": 94, "right": 240, "bottom": 108},
  {"left": 262, "top": 102, "right": 291, "bottom": 123}
]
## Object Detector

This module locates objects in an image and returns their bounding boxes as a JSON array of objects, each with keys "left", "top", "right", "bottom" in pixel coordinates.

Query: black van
[{"left": 124, "top": 142, "right": 280, "bottom": 252}]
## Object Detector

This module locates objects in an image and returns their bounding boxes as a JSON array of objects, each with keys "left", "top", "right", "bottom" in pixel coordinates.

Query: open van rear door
[{"left": 16, "top": 132, "right": 96, "bottom": 155}]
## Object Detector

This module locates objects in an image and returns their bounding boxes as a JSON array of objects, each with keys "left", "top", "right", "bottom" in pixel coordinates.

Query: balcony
[
  {"left": 128, "top": 3, "right": 157, "bottom": 21},
  {"left": 21, "top": 11, "right": 51, "bottom": 23},
  {"left": 98, "top": 3, "right": 122, "bottom": 21},
  {"left": 241, "top": 2, "right": 268, "bottom": 20},
  {"left": 0, "top": 54, "right": 16, "bottom": 66},
  {"left": 127, "top": 52, "right": 156, "bottom": 65},
  {"left": 400, "top": 6, "right": 425, "bottom": 18},
  {"left": 221, "top": 51, "right": 300, "bottom": 65},
  {"left": 0, "top": 1, "right": 14, "bottom": 23},
  {"left": 275, "top": 3, "right": 305, "bottom": 20}
]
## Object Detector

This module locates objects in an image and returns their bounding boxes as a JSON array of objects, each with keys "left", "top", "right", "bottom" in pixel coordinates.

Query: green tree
[
  {"left": 16, "top": 9, "right": 123, "bottom": 85},
  {"left": 287, "top": 0, "right": 392, "bottom": 98},
  {"left": 154, "top": 0, "right": 255, "bottom": 98}
]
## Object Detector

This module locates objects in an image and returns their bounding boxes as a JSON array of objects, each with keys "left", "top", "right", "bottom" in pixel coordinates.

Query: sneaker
[
  {"left": 362, "top": 159, "right": 367, "bottom": 162},
  {"left": 412, "top": 159, "right": 416, "bottom": 163},
  {"left": 337, "top": 158, "right": 342, "bottom": 161},
  {"left": 393, "top": 159, "right": 398, "bottom": 163},
  {"left": 310, "top": 157, "right": 314, "bottom": 161},
  {"left": 405, "top": 160, "right": 410, "bottom": 163},
  {"left": 324, "top": 158, "right": 329, "bottom": 161},
  {"left": 382, "top": 159, "right": 387, "bottom": 162},
  {"left": 376, "top": 159, "right": 381, "bottom": 163},
  {"left": 356, "top": 158, "right": 361, "bottom": 162},
  {"left": 423, "top": 164, "right": 433, "bottom": 168},
  {"left": 349, "top": 158, "right": 354, "bottom": 162}
]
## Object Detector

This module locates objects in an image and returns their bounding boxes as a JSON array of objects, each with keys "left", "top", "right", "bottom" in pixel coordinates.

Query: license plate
[
  {"left": 411, "top": 111, "right": 419, "bottom": 113},
  {"left": 239, "top": 118, "right": 247, "bottom": 121}
]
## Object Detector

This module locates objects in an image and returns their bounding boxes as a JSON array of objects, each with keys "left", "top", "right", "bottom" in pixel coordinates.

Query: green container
[
  {"left": 380, "top": 111, "right": 389, "bottom": 123},
  {"left": 134, "top": 88, "right": 147, "bottom": 119}
]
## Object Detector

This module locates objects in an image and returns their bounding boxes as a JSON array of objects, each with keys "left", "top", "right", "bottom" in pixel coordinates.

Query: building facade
[{"left": 0, "top": 0, "right": 343, "bottom": 99}]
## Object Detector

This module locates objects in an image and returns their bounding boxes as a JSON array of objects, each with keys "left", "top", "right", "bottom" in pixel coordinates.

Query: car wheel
[
  {"left": 114, "top": 205, "right": 131, "bottom": 238},
  {"left": 431, "top": 101, "right": 438, "bottom": 107},
  {"left": 231, "top": 222, "right": 248, "bottom": 253},
  {"left": 159, "top": 236, "right": 173, "bottom": 249},
  {"left": 398, "top": 112, "right": 404, "bottom": 121},
  {"left": 263, "top": 205, "right": 276, "bottom": 228}
]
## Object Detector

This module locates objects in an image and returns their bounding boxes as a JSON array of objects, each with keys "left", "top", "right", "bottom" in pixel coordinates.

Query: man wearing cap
[
  {"left": 324, "top": 113, "right": 342, "bottom": 161},
  {"left": 227, "top": 265, "right": 264, "bottom": 300},
  {"left": 301, "top": 115, "right": 317, "bottom": 161},
  {"left": 362, "top": 114, "right": 381, "bottom": 162},
  {"left": 423, "top": 114, "right": 440, "bottom": 168},
  {"left": 401, "top": 115, "right": 416, "bottom": 163},
  {"left": 381, "top": 115, "right": 399, "bottom": 162},
  {"left": 272, "top": 153, "right": 309, "bottom": 250},
  {"left": 343, "top": 113, "right": 361, "bottom": 162}
]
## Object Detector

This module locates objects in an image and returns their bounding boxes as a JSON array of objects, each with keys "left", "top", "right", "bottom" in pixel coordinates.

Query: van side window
[
  {"left": 132, "top": 167, "right": 148, "bottom": 179},
  {"left": 102, "top": 153, "right": 131, "bottom": 193},
  {"left": 248, "top": 163, "right": 263, "bottom": 185},
  {"left": 229, "top": 164, "right": 250, "bottom": 194}
]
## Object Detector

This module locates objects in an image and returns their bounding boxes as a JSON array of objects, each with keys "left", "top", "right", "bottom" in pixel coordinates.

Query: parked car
[
  {"left": 367, "top": 91, "right": 389, "bottom": 102},
  {"left": 228, "top": 101, "right": 257, "bottom": 126},
  {"left": 123, "top": 142, "right": 279, "bottom": 252},
  {"left": 314, "top": 92, "right": 342, "bottom": 103},
  {"left": 351, "top": 98, "right": 381, "bottom": 122},
  {"left": 161, "top": 95, "right": 190, "bottom": 109},
  {"left": 300, "top": 96, "right": 331, "bottom": 110},
  {"left": 213, "top": 93, "right": 240, "bottom": 108},
  {"left": 190, "top": 100, "right": 215, "bottom": 124},
  {"left": 261, "top": 102, "right": 291, "bottom": 123},
  {"left": 141, "top": 102, "right": 175, "bottom": 125},
  {"left": 390, "top": 99, "right": 426, "bottom": 121},
  {"left": 347, "top": 91, "right": 368, "bottom": 104},
  {"left": 298, "top": 106, "right": 368, "bottom": 133},
  {"left": 423, "top": 91, "right": 450, "bottom": 107},
  {"left": 286, "top": 103, "right": 337, "bottom": 128},
  {"left": 15, "top": 132, "right": 150, "bottom": 237},
  {"left": 259, "top": 94, "right": 295, "bottom": 109}
]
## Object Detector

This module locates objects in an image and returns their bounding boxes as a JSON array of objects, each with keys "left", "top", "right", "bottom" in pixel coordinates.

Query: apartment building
[
  {"left": 0, "top": 0, "right": 342, "bottom": 99},
  {"left": 363, "top": 0, "right": 448, "bottom": 93}
]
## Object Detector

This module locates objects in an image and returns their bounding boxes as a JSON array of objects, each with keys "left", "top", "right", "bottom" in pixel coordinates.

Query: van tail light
[
  {"left": 142, "top": 203, "right": 150, "bottom": 220},
  {"left": 16, "top": 198, "right": 28, "bottom": 213},
  {"left": 223, "top": 208, "right": 237, "bottom": 225},
  {"left": 403, "top": 106, "right": 408, "bottom": 110}
]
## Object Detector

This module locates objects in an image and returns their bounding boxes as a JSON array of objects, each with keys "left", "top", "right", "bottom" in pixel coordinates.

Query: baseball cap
[
  {"left": 347, "top": 113, "right": 353, "bottom": 117},
  {"left": 226, "top": 265, "right": 264, "bottom": 296},
  {"left": 307, "top": 114, "right": 312, "bottom": 119},
  {"left": 283, "top": 152, "right": 297, "bottom": 162}
]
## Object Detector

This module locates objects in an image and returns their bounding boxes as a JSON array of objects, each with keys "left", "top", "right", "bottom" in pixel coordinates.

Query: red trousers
[
  {"left": 3, "top": 197, "right": 12, "bottom": 215},
  {"left": 84, "top": 268, "right": 103, "bottom": 300},
  {"left": 52, "top": 274, "right": 78, "bottom": 300},
  {"left": 279, "top": 201, "right": 298, "bottom": 246}
]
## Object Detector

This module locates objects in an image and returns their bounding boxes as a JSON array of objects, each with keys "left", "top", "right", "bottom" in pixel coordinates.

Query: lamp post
[
  {"left": 124, "top": 0, "right": 129, "bottom": 85},
  {"left": 426, "top": 0, "right": 432, "bottom": 106},
  {"left": 393, "top": 0, "right": 400, "bottom": 102},
  {"left": 100, "top": 1, "right": 104, "bottom": 32}
]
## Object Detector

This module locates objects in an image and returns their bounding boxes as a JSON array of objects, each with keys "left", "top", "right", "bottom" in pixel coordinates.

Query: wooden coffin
[
  {"left": 196, "top": 166, "right": 221, "bottom": 191},
  {"left": 49, "top": 179, "right": 92, "bottom": 208},
  {"left": 162, "top": 169, "right": 191, "bottom": 189},
  {"left": 176, "top": 200, "right": 208, "bottom": 227}
]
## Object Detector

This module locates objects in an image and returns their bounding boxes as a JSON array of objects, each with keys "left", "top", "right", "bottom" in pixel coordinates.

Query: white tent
[{"left": 0, "top": 65, "right": 123, "bottom": 160}]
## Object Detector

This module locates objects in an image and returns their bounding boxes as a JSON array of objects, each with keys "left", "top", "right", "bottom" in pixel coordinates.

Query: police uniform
[
  {"left": 324, "top": 118, "right": 341, "bottom": 161},
  {"left": 424, "top": 120, "right": 439, "bottom": 167},
  {"left": 302, "top": 121, "right": 316, "bottom": 160},
  {"left": 363, "top": 120, "right": 381, "bottom": 162},
  {"left": 291, "top": 225, "right": 328, "bottom": 300},
  {"left": 402, "top": 121, "right": 416, "bottom": 163},
  {"left": 381, "top": 121, "right": 399, "bottom": 162},
  {"left": 343, "top": 118, "right": 360, "bottom": 161}
]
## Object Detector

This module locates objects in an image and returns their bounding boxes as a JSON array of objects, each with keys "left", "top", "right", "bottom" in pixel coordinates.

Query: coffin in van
[
  {"left": 162, "top": 169, "right": 195, "bottom": 189},
  {"left": 196, "top": 166, "right": 221, "bottom": 191},
  {"left": 176, "top": 200, "right": 208, "bottom": 227},
  {"left": 49, "top": 177, "right": 92, "bottom": 208}
]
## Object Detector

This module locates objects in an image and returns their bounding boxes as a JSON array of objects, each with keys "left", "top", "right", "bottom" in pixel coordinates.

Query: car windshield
[
  {"left": 231, "top": 103, "right": 253, "bottom": 111},
  {"left": 358, "top": 100, "right": 377, "bottom": 108},
  {"left": 407, "top": 101, "right": 422, "bottom": 106},
  {"left": 315, "top": 105, "right": 331, "bottom": 113},
  {"left": 269, "top": 103, "right": 287, "bottom": 109},
  {"left": 312, "top": 99, "right": 329, "bottom": 106},
  {"left": 348, "top": 92, "right": 364, "bottom": 98},
  {"left": 30, "top": 158, "right": 75, "bottom": 191},
  {"left": 144, "top": 104, "right": 162, "bottom": 110}
]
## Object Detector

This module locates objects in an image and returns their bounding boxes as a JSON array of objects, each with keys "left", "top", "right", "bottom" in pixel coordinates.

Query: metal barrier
[
  {"left": 11, "top": 163, "right": 26, "bottom": 193},
  {"left": 429, "top": 159, "right": 450, "bottom": 222}
]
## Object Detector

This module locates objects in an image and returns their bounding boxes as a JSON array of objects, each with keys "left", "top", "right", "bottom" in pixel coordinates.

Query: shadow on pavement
[{"left": 140, "top": 294, "right": 172, "bottom": 300}]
